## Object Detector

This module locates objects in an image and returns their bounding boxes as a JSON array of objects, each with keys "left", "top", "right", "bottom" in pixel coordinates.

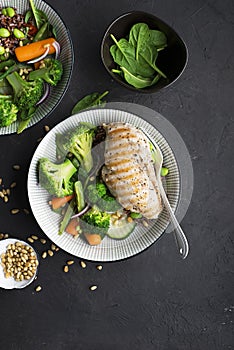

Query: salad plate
[
  {"left": 0, "top": 0, "right": 73, "bottom": 135},
  {"left": 27, "top": 108, "right": 180, "bottom": 261}
]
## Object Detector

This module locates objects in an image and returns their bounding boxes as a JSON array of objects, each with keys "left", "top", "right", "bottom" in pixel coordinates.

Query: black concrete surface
[{"left": 0, "top": 0, "right": 233, "bottom": 349}]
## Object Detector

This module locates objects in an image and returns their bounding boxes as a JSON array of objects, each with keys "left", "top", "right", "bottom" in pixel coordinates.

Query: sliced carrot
[
  {"left": 84, "top": 233, "right": 102, "bottom": 246},
  {"left": 15, "top": 38, "right": 56, "bottom": 62},
  {"left": 66, "top": 218, "right": 80, "bottom": 236},
  {"left": 51, "top": 194, "right": 74, "bottom": 210}
]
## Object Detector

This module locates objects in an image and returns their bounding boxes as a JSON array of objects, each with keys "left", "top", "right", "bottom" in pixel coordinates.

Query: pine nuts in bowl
[{"left": 0, "top": 238, "right": 39, "bottom": 289}]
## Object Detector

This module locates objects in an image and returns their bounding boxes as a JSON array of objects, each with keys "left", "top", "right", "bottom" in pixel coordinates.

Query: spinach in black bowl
[{"left": 110, "top": 23, "right": 167, "bottom": 89}]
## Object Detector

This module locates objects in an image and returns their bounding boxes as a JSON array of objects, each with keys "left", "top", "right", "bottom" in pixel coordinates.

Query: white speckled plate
[
  {"left": 27, "top": 109, "right": 180, "bottom": 261},
  {"left": 0, "top": 0, "right": 73, "bottom": 135}
]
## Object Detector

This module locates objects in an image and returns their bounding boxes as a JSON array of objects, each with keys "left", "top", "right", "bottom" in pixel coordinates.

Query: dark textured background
[{"left": 0, "top": 0, "right": 233, "bottom": 349}]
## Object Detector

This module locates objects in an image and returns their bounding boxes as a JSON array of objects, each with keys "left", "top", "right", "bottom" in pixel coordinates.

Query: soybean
[
  {"left": 6, "top": 7, "right": 15, "bottom": 17},
  {"left": 0, "top": 47, "right": 5, "bottom": 55},
  {"left": 161, "top": 167, "right": 169, "bottom": 177},
  {"left": 13, "top": 28, "right": 25, "bottom": 39},
  {"left": 0, "top": 28, "right": 10, "bottom": 38}
]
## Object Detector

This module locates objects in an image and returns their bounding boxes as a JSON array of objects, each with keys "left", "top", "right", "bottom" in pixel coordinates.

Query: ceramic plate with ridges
[{"left": 28, "top": 109, "right": 180, "bottom": 261}]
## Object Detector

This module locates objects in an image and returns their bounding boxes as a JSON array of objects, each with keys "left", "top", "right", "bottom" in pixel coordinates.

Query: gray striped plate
[
  {"left": 27, "top": 109, "right": 180, "bottom": 261},
  {"left": 0, "top": 0, "right": 73, "bottom": 135}
]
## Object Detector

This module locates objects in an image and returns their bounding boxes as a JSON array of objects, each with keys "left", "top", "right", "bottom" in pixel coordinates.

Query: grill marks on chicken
[{"left": 101, "top": 122, "right": 163, "bottom": 219}]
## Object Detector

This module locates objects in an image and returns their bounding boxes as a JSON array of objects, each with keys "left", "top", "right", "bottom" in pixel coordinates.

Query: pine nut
[
  {"left": 90, "top": 285, "right": 97, "bottom": 291},
  {"left": 67, "top": 260, "right": 74, "bottom": 265},
  {"left": 13, "top": 165, "right": 20, "bottom": 170},
  {"left": 63, "top": 265, "right": 69, "bottom": 273},
  {"left": 80, "top": 261, "right": 86, "bottom": 268},
  {"left": 31, "top": 235, "right": 38, "bottom": 240},
  {"left": 44, "top": 125, "right": 50, "bottom": 132},
  {"left": 11, "top": 209, "right": 19, "bottom": 214},
  {"left": 48, "top": 250, "right": 53, "bottom": 257},
  {"left": 96, "top": 265, "right": 103, "bottom": 271},
  {"left": 40, "top": 238, "right": 46, "bottom": 244},
  {"left": 35, "top": 285, "right": 42, "bottom": 292},
  {"left": 27, "top": 238, "right": 34, "bottom": 243},
  {"left": 41, "top": 252, "right": 47, "bottom": 259}
]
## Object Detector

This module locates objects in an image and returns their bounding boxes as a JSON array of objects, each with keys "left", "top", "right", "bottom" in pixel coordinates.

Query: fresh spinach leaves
[
  {"left": 110, "top": 23, "right": 167, "bottom": 89},
  {"left": 71, "top": 91, "right": 109, "bottom": 115}
]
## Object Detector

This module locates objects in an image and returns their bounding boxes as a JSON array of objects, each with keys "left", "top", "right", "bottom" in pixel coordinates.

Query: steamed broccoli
[
  {"left": 80, "top": 205, "right": 111, "bottom": 238},
  {"left": 86, "top": 182, "right": 107, "bottom": 203},
  {"left": 38, "top": 157, "right": 77, "bottom": 197},
  {"left": 29, "top": 58, "right": 63, "bottom": 86},
  {"left": 56, "top": 123, "right": 96, "bottom": 172},
  {"left": 0, "top": 95, "right": 18, "bottom": 127},
  {"left": 86, "top": 181, "right": 121, "bottom": 212}
]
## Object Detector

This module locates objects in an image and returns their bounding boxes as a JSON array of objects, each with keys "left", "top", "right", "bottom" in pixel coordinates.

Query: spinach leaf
[
  {"left": 29, "top": 0, "right": 48, "bottom": 29},
  {"left": 120, "top": 66, "right": 154, "bottom": 89},
  {"left": 110, "top": 35, "right": 136, "bottom": 73},
  {"left": 129, "top": 23, "right": 150, "bottom": 59},
  {"left": 139, "top": 44, "right": 167, "bottom": 78},
  {"left": 149, "top": 30, "right": 167, "bottom": 49},
  {"left": 110, "top": 35, "right": 155, "bottom": 78},
  {"left": 71, "top": 91, "right": 109, "bottom": 115}
]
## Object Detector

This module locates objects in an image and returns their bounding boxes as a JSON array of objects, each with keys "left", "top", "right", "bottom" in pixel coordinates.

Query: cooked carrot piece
[
  {"left": 15, "top": 38, "right": 56, "bottom": 62},
  {"left": 51, "top": 195, "right": 74, "bottom": 210},
  {"left": 65, "top": 218, "right": 80, "bottom": 236},
  {"left": 84, "top": 233, "right": 102, "bottom": 246}
]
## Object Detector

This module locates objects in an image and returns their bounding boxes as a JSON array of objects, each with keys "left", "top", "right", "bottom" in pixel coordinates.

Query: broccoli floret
[
  {"left": 0, "top": 95, "right": 18, "bottom": 127},
  {"left": 28, "top": 58, "right": 63, "bottom": 86},
  {"left": 57, "top": 123, "right": 96, "bottom": 173},
  {"left": 81, "top": 205, "right": 111, "bottom": 237},
  {"left": 98, "top": 194, "right": 122, "bottom": 212},
  {"left": 6, "top": 71, "right": 44, "bottom": 119},
  {"left": 86, "top": 182, "right": 107, "bottom": 203},
  {"left": 38, "top": 157, "right": 77, "bottom": 197},
  {"left": 86, "top": 181, "right": 121, "bottom": 212}
]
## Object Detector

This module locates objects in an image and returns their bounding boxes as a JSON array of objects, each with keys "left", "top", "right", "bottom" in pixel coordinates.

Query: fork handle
[{"left": 160, "top": 185, "right": 189, "bottom": 259}]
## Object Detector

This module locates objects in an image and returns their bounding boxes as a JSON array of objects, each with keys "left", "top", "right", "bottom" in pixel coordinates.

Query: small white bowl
[{"left": 0, "top": 238, "right": 39, "bottom": 290}]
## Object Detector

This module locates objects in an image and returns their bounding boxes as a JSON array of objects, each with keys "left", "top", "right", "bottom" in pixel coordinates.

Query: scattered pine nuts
[
  {"left": 35, "top": 285, "right": 42, "bottom": 292},
  {"left": 23, "top": 209, "right": 30, "bottom": 215},
  {"left": 27, "top": 237, "right": 34, "bottom": 243},
  {"left": 4, "top": 233, "right": 9, "bottom": 238},
  {"left": 67, "top": 260, "right": 74, "bottom": 265},
  {"left": 96, "top": 265, "right": 103, "bottom": 271},
  {"left": 48, "top": 250, "right": 53, "bottom": 257},
  {"left": 12, "top": 165, "right": 20, "bottom": 170},
  {"left": 11, "top": 209, "right": 19, "bottom": 214},
  {"left": 80, "top": 261, "right": 86, "bottom": 269},
  {"left": 90, "top": 285, "right": 97, "bottom": 291},
  {"left": 51, "top": 244, "right": 56, "bottom": 251},
  {"left": 63, "top": 265, "right": 69, "bottom": 273},
  {"left": 0, "top": 178, "right": 2, "bottom": 185},
  {"left": 10, "top": 182, "right": 16, "bottom": 188},
  {"left": 143, "top": 220, "right": 149, "bottom": 227},
  {"left": 41, "top": 252, "right": 47, "bottom": 259},
  {"left": 127, "top": 216, "right": 133, "bottom": 223},
  {"left": 4, "top": 196, "right": 8, "bottom": 203},
  {"left": 40, "top": 238, "right": 46, "bottom": 244}
]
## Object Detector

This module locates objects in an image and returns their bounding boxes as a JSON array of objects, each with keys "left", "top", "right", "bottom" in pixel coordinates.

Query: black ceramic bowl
[{"left": 101, "top": 11, "right": 188, "bottom": 93}]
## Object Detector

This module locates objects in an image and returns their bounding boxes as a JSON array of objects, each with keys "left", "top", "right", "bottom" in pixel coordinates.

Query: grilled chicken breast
[{"left": 101, "top": 122, "right": 163, "bottom": 219}]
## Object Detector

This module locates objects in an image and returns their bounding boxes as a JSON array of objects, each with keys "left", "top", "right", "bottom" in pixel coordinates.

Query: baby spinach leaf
[
  {"left": 139, "top": 45, "right": 167, "bottom": 78},
  {"left": 149, "top": 30, "right": 167, "bottom": 49},
  {"left": 71, "top": 91, "right": 109, "bottom": 114},
  {"left": 129, "top": 23, "right": 150, "bottom": 60},
  {"left": 110, "top": 35, "right": 136, "bottom": 73},
  {"left": 110, "top": 35, "right": 155, "bottom": 78},
  {"left": 120, "top": 66, "right": 154, "bottom": 88}
]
